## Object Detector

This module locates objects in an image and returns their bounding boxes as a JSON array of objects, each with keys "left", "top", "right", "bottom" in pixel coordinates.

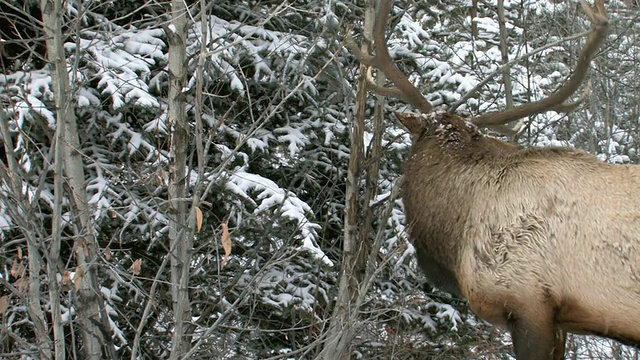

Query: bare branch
[
  {"left": 348, "top": 0, "right": 432, "bottom": 113},
  {"left": 551, "top": 80, "right": 592, "bottom": 113},
  {"left": 363, "top": 67, "right": 408, "bottom": 100},
  {"left": 449, "top": 30, "right": 592, "bottom": 114},
  {"left": 472, "top": 0, "right": 608, "bottom": 127}
]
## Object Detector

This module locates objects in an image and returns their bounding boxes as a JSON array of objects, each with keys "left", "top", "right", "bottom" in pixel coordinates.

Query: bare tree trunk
[
  {"left": 166, "top": 0, "right": 192, "bottom": 358},
  {"left": 497, "top": 0, "right": 514, "bottom": 110},
  {"left": 471, "top": 0, "right": 479, "bottom": 40},
  {"left": 49, "top": 115, "right": 66, "bottom": 360},
  {"left": 0, "top": 108, "right": 52, "bottom": 360},
  {"left": 317, "top": 2, "right": 376, "bottom": 359},
  {"left": 39, "top": 0, "right": 108, "bottom": 358},
  {"left": 496, "top": 0, "right": 522, "bottom": 140},
  {"left": 317, "top": 71, "right": 365, "bottom": 360}
]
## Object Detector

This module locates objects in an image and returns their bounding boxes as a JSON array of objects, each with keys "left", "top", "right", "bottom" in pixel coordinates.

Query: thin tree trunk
[
  {"left": 39, "top": 0, "right": 107, "bottom": 358},
  {"left": 0, "top": 108, "right": 52, "bottom": 360},
  {"left": 49, "top": 86, "right": 67, "bottom": 360},
  {"left": 167, "top": 0, "right": 192, "bottom": 358},
  {"left": 498, "top": 0, "right": 514, "bottom": 110},
  {"left": 471, "top": 0, "right": 479, "bottom": 40},
  {"left": 496, "top": 0, "right": 522, "bottom": 139},
  {"left": 317, "top": 65, "right": 366, "bottom": 360},
  {"left": 317, "top": 2, "right": 376, "bottom": 359},
  {"left": 360, "top": 57, "right": 387, "bottom": 268}
]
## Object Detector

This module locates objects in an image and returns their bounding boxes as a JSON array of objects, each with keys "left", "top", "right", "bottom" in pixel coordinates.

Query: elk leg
[
  {"left": 553, "top": 328, "right": 566, "bottom": 360},
  {"left": 508, "top": 309, "right": 559, "bottom": 360}
]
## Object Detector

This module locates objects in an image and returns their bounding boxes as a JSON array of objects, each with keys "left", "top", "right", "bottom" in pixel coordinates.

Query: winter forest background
[{"left": 1, "top": 0, "right": 640, "bottom": 359}]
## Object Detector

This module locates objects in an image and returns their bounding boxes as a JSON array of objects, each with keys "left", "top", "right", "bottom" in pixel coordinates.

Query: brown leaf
[
  {"left": 10, "top": 259, "right": 18, "bottom": 278},
  {"left": 221, "top": 223, "right": 232, "bottom": 269},
  {"left": 75, "top": 266, "right": 86, "bottom": 278},
  {"left": 105, "top": 247, "right": 111, "bottom": 261},
  {"left": 10, "top": 259, "right": 24, "bottom": 279},
  {"left": 0, "top": 295, "right": 8, "bottom": 313},
  {"left": 16, "top": 246, "right": 22, "bottom": 260},
  {"left": 62, "top": 271, "right": 72, "bottom": 285},
  {"left": 14, "top": 278, "right": 27, "bottom": 293},
  {"left": 74, "top": 275, "right": 82, "bottom": 291},
  {"left": 195, "top": 207, "right": 203, "bottom": 233},
  {"left": 132, "top": 258, "right": 142, "bottom": 276},
  {"left": 75, "top": 243, "right": 85, "bottom": 255},
  {"left": 74, "top": 266, "right": 86, "bottom": 291}
]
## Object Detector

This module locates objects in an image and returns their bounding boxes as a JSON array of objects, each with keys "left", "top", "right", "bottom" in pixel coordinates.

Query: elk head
[{"left": 351, "top": 1, "right": 640, "bottom": 360}]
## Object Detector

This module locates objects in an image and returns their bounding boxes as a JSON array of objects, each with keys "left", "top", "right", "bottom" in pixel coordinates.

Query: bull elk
[{"left": 351, "top": 0, "right": 640, "bottom": 359}]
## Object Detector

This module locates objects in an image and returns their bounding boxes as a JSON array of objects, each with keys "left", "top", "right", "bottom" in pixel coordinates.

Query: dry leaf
[
  {"left": 74, "top": 266, "right": 86, "bottom": 291},
  {"left": 195, "top": 207, "right": 203, "bottom": 233},
  {"left": 0, "top": 295, "right": 8, "bottom": 313},
  {"left": 16, "top": 247, "right": 22, "bottom": 260},
  {"left": 74, "top": 275, "right": 83, "bottom": 291},
  {"left": 60, "top": 271, "right": 72, "bottom": 292},
  {"left": 105, "top": 247, "right": 111, "bottom": 261},
  {"left": 10, "top": 259, "right": 18, "bottom": 278},
  {"left": 221, "top": 223, "right": 232, "bottom": 269},
  {"left": 132, "top": 258, "right": 142, "bottom": 276},
  {"left": 75, "top": 266, "right": 86, "bottom": 278},
  {"left": 62, "top": 271, "right": 72, "bottom": 285},
  {"left": 14, "top": 278, "right": 27, "bottom": 293},
  {"left": 16, "top": 263, "right": 25, "bottom": 279},
  {"left": 75, "top": 243, "right": 84, "bottom": 255},
  {"left": 10, "top": 259, "right": 24, "bottom": 279}
]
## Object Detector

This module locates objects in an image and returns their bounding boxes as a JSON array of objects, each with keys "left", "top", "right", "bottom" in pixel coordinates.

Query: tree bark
[
  {"left": 498, "top": 0, "right": 514, "bottom": 109},
  {"left": 317, "top": 2, "right": 376, "bottom": 359},
  {"left": 49, "top": 68, "right": 67, "bottom": 359},
  {"left": 39, "top": 0, "right": 107, "bottom": 358},
  {"left": 167, "top": 0, "right": 192, "bottom": 358},
  {"left": 0, "top": 107, "right": 52, "bottom": 360},
  {"left": 471, "top": 0, "right": 479, "bottom": 40}
]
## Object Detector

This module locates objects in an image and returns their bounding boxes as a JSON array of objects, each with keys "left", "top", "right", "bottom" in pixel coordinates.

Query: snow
[
  {"left": 69, "top": 29, "right": 165, "bottom": 109},
  {"left": 473, "top": 17, "right": 501, "bottom": 38},
  {"left": 398, "top": 10, "right": 430, "bottom": 49},
  {"left": 78, "top": 87, "right": 101, "bottom": 107},
  {"left": 187, "top": 14, "right": 310, "bottom": 98},
  {"left": 0, "top": 1, "right": 636, "bottom": 357},
  {"left": 226, "top": 169, "right": 332, "bottom": 266},
  {"left": 143, "top": 116, "right": 169, "bottom": 134},
  {"left": 87, "top": 176, "right": 112, "bottom": 220},
  {"left": 274, "top": 125, "right": 309, "bottom": 157},
  {"left": 434, "top": 303, "right": 462, "bottom": 331},
  {"left": 16, "top": 95, "right": 56, "bottom": 129},
  {"left": 106, "top": 113, "right": 159, "bottom": 156},
  {"left": 0, "top": 203, "right": 11, "bottom": 230}
]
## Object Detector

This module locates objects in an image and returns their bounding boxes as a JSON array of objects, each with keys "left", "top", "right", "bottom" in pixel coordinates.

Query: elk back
[{"left": 399, "top": 112, "right": 640, "bottom": 345}]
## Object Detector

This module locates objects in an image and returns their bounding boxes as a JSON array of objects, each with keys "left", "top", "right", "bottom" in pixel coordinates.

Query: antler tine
[
  {"left": 348, "top": 0, "right": 433, "bottom": 113},
  {"left": 551, "top": 80, "right": 591, "bottom": 113},
  {"left": 472, "top": 0, "right": 608, "bottom": 128},
  {"left": 365, "top": 67, "right": 408, "bottom": 100},
  {"left": 491, "top": 80, "right": 593, "bottom": 138}
]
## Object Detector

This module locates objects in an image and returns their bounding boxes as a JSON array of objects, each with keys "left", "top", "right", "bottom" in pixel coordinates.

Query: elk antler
[
  {"left": 472, "top": 0, "right": 608, "bottom": 127},
  {"left": 347, "top": 0, "right": 433, "bottom": 113},
  {"left": 349, "top": 0, "right": 607, "bottom": 134}
]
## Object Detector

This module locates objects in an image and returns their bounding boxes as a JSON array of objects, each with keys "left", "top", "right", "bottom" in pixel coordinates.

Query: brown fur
[{"left": 400, "top": 112, "right": 640, "bottom": 359}]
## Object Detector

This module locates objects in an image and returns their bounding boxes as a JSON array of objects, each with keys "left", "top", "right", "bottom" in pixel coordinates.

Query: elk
[{"left": 351, "top": 0, "right": 640, "bottom": 359}]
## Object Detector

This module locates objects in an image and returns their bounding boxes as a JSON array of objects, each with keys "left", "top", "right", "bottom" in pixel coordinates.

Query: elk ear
[{"left": 396, "top": 112, "right": 425, "bottom": 136}]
